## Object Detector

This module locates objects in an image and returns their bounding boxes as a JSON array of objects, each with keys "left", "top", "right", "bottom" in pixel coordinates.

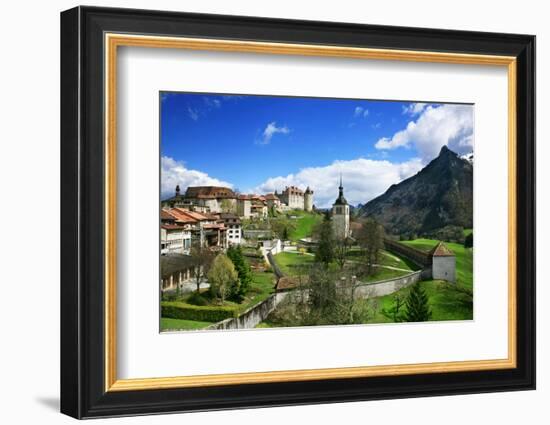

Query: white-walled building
[
  {"left": 160, "top": 224, "right": 192, "bottom": 255},
  {"left": 220, "top": 213, "right": 243, "bottom": 244}
]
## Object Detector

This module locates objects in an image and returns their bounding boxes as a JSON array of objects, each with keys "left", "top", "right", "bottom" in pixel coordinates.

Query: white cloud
[
  {"left": 376, "top": 104, "right": 473, "bottom": 161},
  {"left": 187, "top": 107, "right": 199, "bottom": 121},
  {"left": 161, "top": 156, "right": 233, "bottom": 199},
  {"left": 354, "top": 106, "right": 369, "bottom": 118},
  {"left": 203, "top": 97, "right": 221, "bottom": 108},
  {"left": 259, "top": 121, "right": 290, "bottom": 145},
  {"left": 402, "top": 102, "right": 427, "bottom": 116},
  {"left": 252, "top": 157, "right": 423, "bottom": 208}
]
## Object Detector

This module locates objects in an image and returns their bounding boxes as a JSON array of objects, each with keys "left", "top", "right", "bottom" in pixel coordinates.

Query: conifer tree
[
  {"left": 315, "top": 213, "right": 334, "bottom": 266},
  {"left": 405, "top": 283, "right": 432, "bottom": 322},
  {"left": 226, "top": 245, "right": 252, "bottom": 297}
]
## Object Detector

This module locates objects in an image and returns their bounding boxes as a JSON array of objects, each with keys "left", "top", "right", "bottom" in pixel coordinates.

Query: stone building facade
[{"left": 278, "top": 186, "right": 305, "bottom": 210}]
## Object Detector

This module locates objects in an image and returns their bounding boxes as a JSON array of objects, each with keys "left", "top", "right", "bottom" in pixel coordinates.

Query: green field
[
  {"left": 273, "top": 251, "right": 315, "bottom": 275},
  {"left": 287, "top": 210, "right": 323, "bottom": 241},
  {"left": 160, "top": 317, "right": 213, "bottom": 331},
  {"left": 273, "top": 249, "right": 415, "bottom": 282},
  {"left": 370, "top": 279, "right": 473, "bottom": 323}
]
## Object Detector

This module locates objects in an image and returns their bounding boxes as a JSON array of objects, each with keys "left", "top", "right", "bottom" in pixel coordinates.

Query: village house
[
  {"left": 160, "top": 210, "right": 192, "bottom": 255},
  {"left": 162, "top": 207, "right": 228, "bottom": 249},
  {"left": 264, "top": 193, "right": 281, "bottom": 210},
  {"left": 217, "top": 213, "right": 242, "bottom": 244}
]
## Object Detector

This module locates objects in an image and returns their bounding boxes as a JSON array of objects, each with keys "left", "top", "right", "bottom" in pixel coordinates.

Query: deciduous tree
[
  {"left": 190, "top": 240, "right": 215, "bottom": 293},
  {"left": 208, "top": 254, "right": 239, "bottom": 304},
  {"left": 356, "top": 218, "right": 385, "bottom": 276}
]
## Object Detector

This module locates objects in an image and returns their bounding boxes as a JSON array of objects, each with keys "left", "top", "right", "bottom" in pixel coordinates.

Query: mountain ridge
[{"left": 359, "top": 145, "right": 473, "bottom": 236}]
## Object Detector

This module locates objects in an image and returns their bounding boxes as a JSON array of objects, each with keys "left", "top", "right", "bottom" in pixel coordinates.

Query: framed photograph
[{"left": 60, "top": 6, "right": 535, "bottom": 419}]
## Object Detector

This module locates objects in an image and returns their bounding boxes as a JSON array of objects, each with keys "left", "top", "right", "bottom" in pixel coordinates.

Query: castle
[{"left": 162, "top": 184, "right": 314, "bottom": 218}]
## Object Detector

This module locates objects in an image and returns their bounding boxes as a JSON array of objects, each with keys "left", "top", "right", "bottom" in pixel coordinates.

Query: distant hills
[{"left": 360, "top": 146, "right": 473, "bottom": 236}]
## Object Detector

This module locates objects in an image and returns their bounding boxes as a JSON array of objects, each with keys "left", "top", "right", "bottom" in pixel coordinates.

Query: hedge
[{"left": 161, "top": 301, "right": 239, "bottom": 323}]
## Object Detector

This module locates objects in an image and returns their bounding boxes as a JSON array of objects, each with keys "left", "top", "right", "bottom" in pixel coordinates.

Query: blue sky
[{"left": 160, "top": 92, "right": 473, "bottom": 208}]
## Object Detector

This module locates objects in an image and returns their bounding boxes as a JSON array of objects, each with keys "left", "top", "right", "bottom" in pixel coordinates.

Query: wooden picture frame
[{"left": 60, "top": 6, "right": 535, "bottom": 419}]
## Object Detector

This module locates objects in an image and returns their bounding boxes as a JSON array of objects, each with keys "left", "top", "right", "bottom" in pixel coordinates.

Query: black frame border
[{"left": 60, "top": 6, "right": 536, "bottom": 419}]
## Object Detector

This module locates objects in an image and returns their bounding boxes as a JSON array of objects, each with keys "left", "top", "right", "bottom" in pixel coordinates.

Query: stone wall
[
  {"left": 206, "top": 292, "right": 289, "bottom": 330},
  {"left": 354, "top": 270, "right": 423, "bottom": 298},
  {"left": 384, "top": 239, "right": 432, "bottom": 268}
]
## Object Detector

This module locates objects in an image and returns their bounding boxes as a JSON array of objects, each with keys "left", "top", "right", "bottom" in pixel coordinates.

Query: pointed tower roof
[
  {"left": 429, "top": 241, "right": 455, "bottom": 257},
  {"left": 333, "top": 174, "right": 348, "bottom": 205}
]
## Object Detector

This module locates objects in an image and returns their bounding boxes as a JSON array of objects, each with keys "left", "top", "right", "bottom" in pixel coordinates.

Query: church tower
[{"left": 331, "top": 175, "right": 350, "bottom": 240}]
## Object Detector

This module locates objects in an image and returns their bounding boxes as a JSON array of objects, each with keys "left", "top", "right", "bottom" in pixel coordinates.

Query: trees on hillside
[{"left": 270, "top": 218, "right": 296, "bottom": 241}]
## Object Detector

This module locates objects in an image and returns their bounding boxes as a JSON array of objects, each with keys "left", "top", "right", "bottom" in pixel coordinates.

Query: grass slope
[
  {"left": 273, "top": 251, "right": 315, "bottom": 276},
  {"left": 287, "top": 210, "right": 323, "bottom": 241}
]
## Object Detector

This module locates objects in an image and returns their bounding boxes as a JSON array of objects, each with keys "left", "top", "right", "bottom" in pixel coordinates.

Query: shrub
[
  {"left": 186, "top": 292, "right": 208, "bottom": 306},
  {"left": 161, "top": 301, "right": 238, "bottom": 322}
]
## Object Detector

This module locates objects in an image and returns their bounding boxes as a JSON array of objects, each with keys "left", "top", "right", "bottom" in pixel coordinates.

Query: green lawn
[
  {"left": 401, "top": 238, "right": 473, "bottom": 289},
  {"left": 273, "top": 251, "right": 315, "bottom": 276},
  {"left": 274, "top": 249, "right": 414, "bottom": 282},
  {"left": 160, "top": 317, "right": 214, "bottom": 331},
  {"left": 287, "top": 210, "right": 323, "bottom": 241},
  {"left": 463, "top": 228, "right": 473, "bottom": 237},
  {"left": 370, "top": 279, "right": 473, "bottom": 323}
]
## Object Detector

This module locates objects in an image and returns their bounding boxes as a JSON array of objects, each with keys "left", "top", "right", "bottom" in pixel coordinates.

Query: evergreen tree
[
  {"left": 314, "top": 213, "right": 334, "bottom": 266},
  {"left": 226, "top": 246, "right": 252, "bottom": 297},
  {"left": 405, "top": 283, "right": 432, "bottom": 322},
  {"left": 464, "top": 232, "right": 473, "bottom": 248}
]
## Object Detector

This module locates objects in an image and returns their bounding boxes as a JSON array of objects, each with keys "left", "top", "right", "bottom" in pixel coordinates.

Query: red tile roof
[
  {"left": 184, "top": 186, "right": 236, "bottom": 199},
  {"left": 161, "top": 224, "right": 187, "bottom": 230},
  {"left": 430, "top": 241, "right": 455, "bottom": 257}
]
